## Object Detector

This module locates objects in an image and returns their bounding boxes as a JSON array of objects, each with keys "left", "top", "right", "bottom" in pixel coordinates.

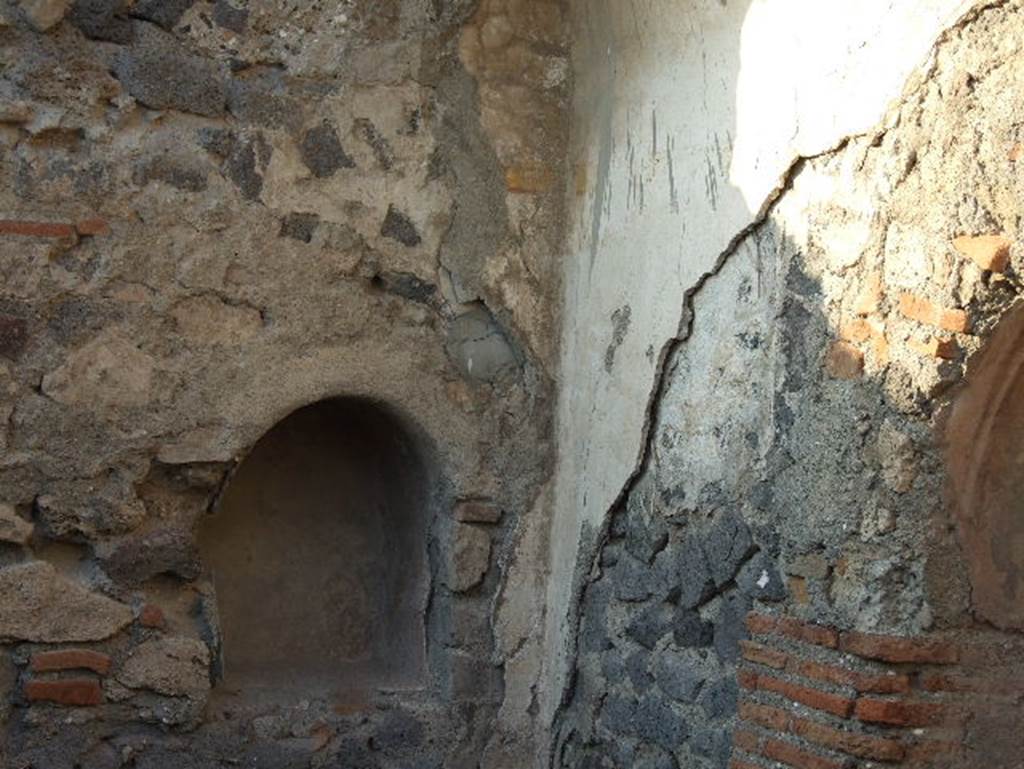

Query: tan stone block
[{"left": 449, "top": 523, "right": 492, "bottom": 592}]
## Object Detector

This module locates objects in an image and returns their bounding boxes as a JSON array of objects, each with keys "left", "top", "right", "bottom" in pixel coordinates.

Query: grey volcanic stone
[
  {"left": 697, "top": 676, "right": 737, "bottom": 720},
  {"left": 300, "top": 120, "right": 355, "bottom": 178},
  {"left": 132, "top": 0, "right": 194, "bottom": 29},
  {"left": 712, "top": 591, "right": 751, "bottom": 662},
  {"left": 113, "top": 26, "right": 226, "bottom": 117},
  {"left": 635, "top": 691, "right": 688, "bottom": 751},
  {"left": 381, "top": 206, "right": 421, "bottom": 247},
  {"left": 625, "top": 602, "right": 673, "bottom": 649},
  {"left": 737, "top": 550, "right": 787, "bottom": 602},
  {"left": 703, "top": 511, "right": 753, "bottom": 587}
]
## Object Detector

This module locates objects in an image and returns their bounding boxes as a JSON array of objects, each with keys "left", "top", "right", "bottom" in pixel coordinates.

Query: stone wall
[
  {"left": 0, "top": 1, "right": 568, "bottom": 767},
  {"left": 554, "top": 1, "right": 1024, "bottom": 768}
]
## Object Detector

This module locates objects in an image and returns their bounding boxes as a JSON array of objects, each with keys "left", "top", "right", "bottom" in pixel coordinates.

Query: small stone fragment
[
  {"left": 380, "top": 205, "right": 421, "bottom": 247},
  {"left": 20, "top": 0, "right": 72, "bottom": 31},
  {"left": 454, "top": 500, "right": 502, "bottom": 524},
  {"left": 0, "top": 503, "right": 32, "bottom": 545},
  {"left": 953, "top": 234, "right": 1012, "bottom": 273},
  {"left": 825, "top": 340, "right": 864, "bottom": 380},
  {"left": 118, "top": 637, "right": 210, "bottom": 697},
  {"left": 448, "top": 523, "right": 491, "bottom": 592}
]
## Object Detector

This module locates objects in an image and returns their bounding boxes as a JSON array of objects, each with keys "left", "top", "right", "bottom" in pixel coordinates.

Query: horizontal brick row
[
  {"left": 745, "top": 612, "right": 959, "bottom": 665},
  {"left": 733, "top": 726, "right": 851, "bottom": 769},
  {"left": 0, "top": 218, "right": 110, "bottom": 238},
  {"left": 740, "top": 640, "right": 910, "bottom": 694},
  {"left": 740, "top": 699, "right": 905, "bottom": 762}
]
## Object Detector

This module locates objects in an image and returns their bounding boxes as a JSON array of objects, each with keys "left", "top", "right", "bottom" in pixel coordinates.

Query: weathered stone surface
[
  {"left": 97, "top": 527, "right": 200, "bottom": 584},
  {"left": 171, "top": 296, "right": 262, "bottom": 345},
  {"left": 118, "top": 637, "right": 210, "bottom": 697},
  {"left": 40, "top": 332, "right": 154, "bottom": 410},
  {"left": 20, "top": 0, "right": 72, "bottom": 30},
  {"left": 0, "top": 562, "right": 132, "bottom": 642},
  {"left": 0, "top": 503, "right": 33, "bottom": 545},
  {"left": 736, "top": 551, "right": 786, "bottom": 603},
  {"left": 448, "top": 523, "right": 491, "bottom": 592},
  {"left": 703, "top": 512, "right": 754, "bottom": 587}
]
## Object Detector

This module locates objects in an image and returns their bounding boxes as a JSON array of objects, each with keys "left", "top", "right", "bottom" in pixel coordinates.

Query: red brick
[
  {"left": 746, "top": 612, "right": 778, "bottom": 635},
  {"left": 776, "top": 618, "right": 839, "bottom": 649},
  {"left": 898, "top": 293, "right": 969, "bottom": 333},
  {"left": 739, "top": 699, "right": 790, "bottom": 731},
  {"left": 30, "top": 649, "right": 112, "bottom": 676},
  {"left": 746, "top": 612, "right": 838, "bottom": 649},
  {"left": 738, "top": 668, "right": 760, "bottom": 690},
  {"left": 733, "top": 728, "right": 763, "bottom": 754},
  {"left": 0, "top": 220, "right": 76, "bottom": 238},
  {"left": 791, "top": 716, "right": 905, "bottom": 762},
  {"left": 25, "top": 678, "right": 102, "bottom": 706},
  {"left": 139, "top": 604, "right": 165, "bottom": 629},
  {"left": 788, "top": 658, "right": 910, "bottom": 694},
  {"left": 762, "top": 737, "right": 848, "bottom": 769},
  {"left": 840, "top": 631, "right": 958, "bottom": 664},
  {"left": 854, "top": 698, "right": 948, "bottom": 727},
  {"left": 76, "top": 218, "right": 110, "bottom": 236},
  {"left": 953, "top": 234, "right": 1012, "bottom": 273},
  {"left": 740, "top": 640, "right": 788, "bottom": 670},
  {"left": 757, "top": 674, "right": 855, "bottom": 718}
]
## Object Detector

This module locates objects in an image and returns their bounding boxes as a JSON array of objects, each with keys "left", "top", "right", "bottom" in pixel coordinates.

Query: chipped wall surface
[
  {"left": 543, "top": 0, "right": 983, "bottom": 729},
  {"left": 554, "top": 1, "right": 1024, "bottom": 768},
  {"left": 0, "top": 0, "right": 568, "bottom": 766}
]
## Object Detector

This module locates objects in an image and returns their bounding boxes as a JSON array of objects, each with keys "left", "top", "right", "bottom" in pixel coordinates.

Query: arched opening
[{"left": 198, "top": 398, "right": 431, "bottom": 698}]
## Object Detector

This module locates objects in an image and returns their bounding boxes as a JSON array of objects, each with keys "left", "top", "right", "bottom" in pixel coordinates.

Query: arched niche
[
  {"left": 945, "top": 304, "right": 1024, "bottom": 631},
  {"left": 198, "top": 398, "right": 432, "bottom": 698}
]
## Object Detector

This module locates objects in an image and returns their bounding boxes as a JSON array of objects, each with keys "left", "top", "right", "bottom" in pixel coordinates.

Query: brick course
[{"left": 25, "top": 678, "right": 103, "bottom": 706}]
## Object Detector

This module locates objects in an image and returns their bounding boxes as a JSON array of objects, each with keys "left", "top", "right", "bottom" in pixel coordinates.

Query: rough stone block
[
  {"left": 634, "top": 690, "right": 687, "bottom": 750},
  {"left": 0, "top": 561, "right": 132, "bottom": 642},
  {"left": 20, "top": 0, "right": 72, "bottom": 31},
  {"left": 112, "top": 26, "right": 227, "bottom": 117},
  {"left": 703, "top": 512, "right": 754, "bottom": 587},
  {"left": 118, "top": 637, "right": 210, "bottom": 697},
  {"left": 380, "top": 205, "right": 422, "bottom": 247}
]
